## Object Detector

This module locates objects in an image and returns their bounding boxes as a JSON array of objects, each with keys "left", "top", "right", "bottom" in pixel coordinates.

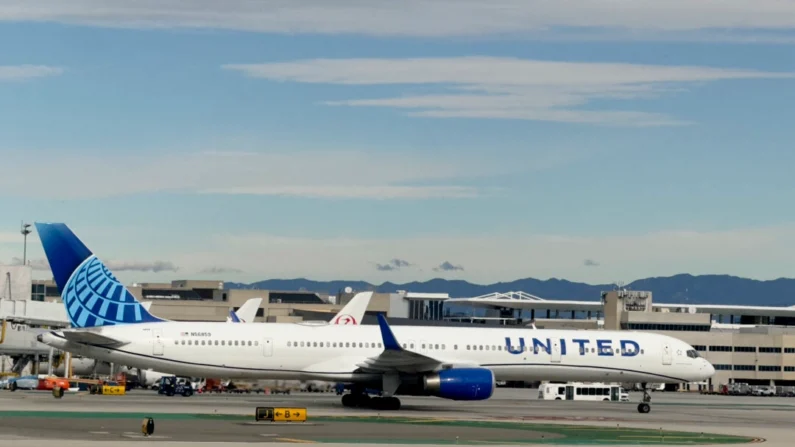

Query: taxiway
[{"left": 0, "top": 388, "right": 790, "bottom": 446}]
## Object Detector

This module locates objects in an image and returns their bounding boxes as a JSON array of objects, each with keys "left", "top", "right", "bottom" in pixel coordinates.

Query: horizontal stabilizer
[{"left": 62, "top": 330, "right": 128, "bottom": 347}]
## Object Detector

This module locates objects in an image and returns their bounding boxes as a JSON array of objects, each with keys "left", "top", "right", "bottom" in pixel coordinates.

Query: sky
[{"left": 1, "top": 1, "right": 795, "bottom": 286}]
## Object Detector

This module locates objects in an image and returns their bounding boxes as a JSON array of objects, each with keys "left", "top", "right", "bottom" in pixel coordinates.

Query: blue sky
[{"left": 1, "top": 1, "right": 795, "bottom": 285}]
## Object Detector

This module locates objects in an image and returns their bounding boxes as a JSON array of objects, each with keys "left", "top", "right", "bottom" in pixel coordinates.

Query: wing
[
  {"left": 62, "top": 330, "right": 129, "bottom": 347},
  {"left": 355, "top": 314, "right": 479, "bottom": 374}
]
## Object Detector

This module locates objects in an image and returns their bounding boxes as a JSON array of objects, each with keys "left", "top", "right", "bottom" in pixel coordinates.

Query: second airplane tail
[{"left": 35, "top": 222, "right": 164, "bottom": 328}]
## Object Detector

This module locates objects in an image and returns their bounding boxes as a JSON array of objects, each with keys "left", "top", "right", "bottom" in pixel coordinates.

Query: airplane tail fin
[
  {"left": 35, "top": 222, "right": 165, "bottom": 328},
  {"left": 232, "top": 297, "right": 262, "bottom": 323},
  {"left": 331, "top": 291, "right": 373, "bottom": 325}
]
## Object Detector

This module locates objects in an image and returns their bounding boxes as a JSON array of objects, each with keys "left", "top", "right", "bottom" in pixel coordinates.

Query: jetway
[{"left": 0, "top": 299, "right": 69, "bottom": 326}]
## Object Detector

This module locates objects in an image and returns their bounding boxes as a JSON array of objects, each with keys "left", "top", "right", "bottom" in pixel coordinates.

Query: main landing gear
[
  {"left": 341, "top": 391, "right": 401, "bottom": 410},
  {"left": 637, "top": 383, "right": 652, "bottom": 414}
]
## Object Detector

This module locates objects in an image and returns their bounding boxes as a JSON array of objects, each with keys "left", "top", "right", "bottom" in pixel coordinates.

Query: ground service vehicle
[{"left": 158, "top": 376, "right": 194, "bottom": 397}]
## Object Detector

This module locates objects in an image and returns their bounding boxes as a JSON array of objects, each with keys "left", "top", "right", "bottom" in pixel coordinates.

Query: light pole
[{"left": 20, "top": 222, "right": 31, "bottom": 266}]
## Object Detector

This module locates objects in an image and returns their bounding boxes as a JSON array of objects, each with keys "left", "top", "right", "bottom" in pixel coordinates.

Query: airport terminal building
[{"left": 3, "top": 265, "right": 795, "bottom": 389}]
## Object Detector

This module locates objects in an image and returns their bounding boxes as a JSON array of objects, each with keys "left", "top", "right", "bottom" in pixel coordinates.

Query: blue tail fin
[
  {"left": 229, "top": 309, "right": 241, "bottom": 323},
  {"left": 35, "top": 222, "right": 164, "bottom": 328}
]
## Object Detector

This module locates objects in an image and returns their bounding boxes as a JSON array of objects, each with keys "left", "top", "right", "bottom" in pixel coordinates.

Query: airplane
[{"left": 34, "top": 222, "right": 714, "bottom": 414}]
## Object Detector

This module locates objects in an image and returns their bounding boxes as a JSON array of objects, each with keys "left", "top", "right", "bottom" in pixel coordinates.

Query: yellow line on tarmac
[{"left": 273, "top": 437, "right": 317, "bottom": 443}]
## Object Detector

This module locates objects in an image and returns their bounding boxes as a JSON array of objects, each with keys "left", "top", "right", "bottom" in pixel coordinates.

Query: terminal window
[
  {"left": 759, "top": 347, "right": 782, "bottom": 353},
  {"left": 693, "top": 345, "right": 707, "bottom": 351},
  {"left": 758, "top": 365, "right": 782, "bottom": 372},
  {"left": 785, "top": 348, "right": 795, "bottom": 354},
  {"left": 714, "top": 364, "right": 732, "bottom": 371},
  {"left": 733, "top": 365, "right": 755, "bottom": 371},
  {"left": 785, "top": 367, "right": 795, "bottom": 372},
  {"left": 709, "top": 345, "right": 732, "bottom": 352},
  {"left": 733, "top": 346, "right": 756, "bottom": 352}
]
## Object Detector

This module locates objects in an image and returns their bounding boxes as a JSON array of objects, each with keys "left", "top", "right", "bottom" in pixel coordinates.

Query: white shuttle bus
[{"left": 539, "top": 382, "right": 629, "bottom": 402}]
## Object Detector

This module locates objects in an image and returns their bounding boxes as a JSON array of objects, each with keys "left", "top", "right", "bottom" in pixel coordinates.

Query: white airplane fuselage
[{"left": 40, "top": 321, "right": 714, "bottom": 385}]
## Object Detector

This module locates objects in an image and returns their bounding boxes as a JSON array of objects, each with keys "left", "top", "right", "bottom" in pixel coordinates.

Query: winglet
[{"left": 377, "top": 314, "right": 401, "bottom": 351}]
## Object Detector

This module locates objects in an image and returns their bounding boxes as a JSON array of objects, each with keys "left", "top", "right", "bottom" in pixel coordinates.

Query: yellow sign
[
  {"left": 101, "top": 385, "right": 126, "bottom": 395},
  {"left": 255, "top": 407, "right": 307, "bottom": 422}
]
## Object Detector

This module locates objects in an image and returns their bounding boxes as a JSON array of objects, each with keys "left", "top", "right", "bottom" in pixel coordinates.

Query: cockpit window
[{"left": 686, "top": 349, "right": 700, "bottom": 359}]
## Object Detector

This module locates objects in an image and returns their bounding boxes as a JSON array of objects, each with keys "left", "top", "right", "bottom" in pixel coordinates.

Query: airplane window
[
  {"left": 300, "top": 341, "right": 305, "bottom": 347},
  {"left": 214, "top": 340, "right": 219, "bottom": 346},
  {"left": 485, "top": 346, "right": 490, "bottom": 351},
  {"left": 410, "top": 344, "right": 414, "bottom": 349},
  {"left": 435, "top": 344, "right": 439, "bottom": 349},
  {"left": 359, "top": 342, "right": 363, "bottom": 348},
  {"left": 174, "top": 340, "right": 178, "bottom": 345},
  {"left": 346, "top": 342, "right": 350, "bottom": 348},
  {"left": 454, "top": 345, "right": 458, "bottom": 350},
  {"left": 313, "top": 342, "right": 317, "bottom": 347},
  {"left": 319, "top": 342, "right": 323, "bottom": 347},
  {"left": 442, "top": 344, "right": 446, "bottom": 350},
  {"left": 249, "top": 341, "right": 253, "bottom": 346},
  {"left": 287, "top": 341, "right": 291, "bottom": 347},
  {"left": 255, "top": 341, "right": 259, "bottom": 346},
  {"left": 422, "top": 344, "right": 426, "bottom": 349},
  {"left": 378, "top": 343, "right": 382, "bottom": 348}
]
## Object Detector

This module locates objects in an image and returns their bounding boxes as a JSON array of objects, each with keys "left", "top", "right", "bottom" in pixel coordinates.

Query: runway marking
[
  {"left": 89, "top": 431, "right": 109, "bottom": 435},
  {"left": 274, "top": 437, "right": 316, "bottom": 443}
]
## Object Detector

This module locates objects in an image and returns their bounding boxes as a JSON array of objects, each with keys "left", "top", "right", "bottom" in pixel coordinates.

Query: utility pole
[{"left": 20, "top": 221, "right": 31, "bottom": 266}]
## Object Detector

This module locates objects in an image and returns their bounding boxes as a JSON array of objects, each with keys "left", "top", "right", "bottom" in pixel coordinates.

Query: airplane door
[
  {"left": 152, "top": 329, "right": 164, "bottom": 356},
  {"left": 662, "top": 342, "right": 672, "bottom": 365},
  {"left": 551, "top": 340, "right": 562, "bottom": 363},
  {"left": 262, "top": 338, "right": 273, "bottom": 357}
]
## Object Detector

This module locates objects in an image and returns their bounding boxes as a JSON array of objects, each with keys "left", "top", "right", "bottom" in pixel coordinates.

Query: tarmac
[{"left": 0, "top": 387, "right": 790, "bottom": 446}]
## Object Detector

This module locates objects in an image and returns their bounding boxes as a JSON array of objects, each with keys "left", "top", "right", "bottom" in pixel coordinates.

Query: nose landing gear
[{"left": 636, "top": 383, "right": 652, "bottom": 413}]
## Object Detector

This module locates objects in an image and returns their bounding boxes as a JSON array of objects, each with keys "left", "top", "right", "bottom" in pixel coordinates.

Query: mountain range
[{"left": 226, "top": 274, "right": 795, "bottom": 307}]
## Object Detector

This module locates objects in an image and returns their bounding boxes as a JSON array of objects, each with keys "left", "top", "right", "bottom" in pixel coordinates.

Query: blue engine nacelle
[{"left": 422, "top": 368, "right": 495, "bottom": 401}]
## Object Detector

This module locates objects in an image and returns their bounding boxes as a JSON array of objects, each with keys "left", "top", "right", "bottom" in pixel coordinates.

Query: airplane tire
[
  {"left": 341, "top": 393, "right": 355, "bottom": 407},
  {"left": 637, "top": 403, "right": 651, "bottom": 413}
]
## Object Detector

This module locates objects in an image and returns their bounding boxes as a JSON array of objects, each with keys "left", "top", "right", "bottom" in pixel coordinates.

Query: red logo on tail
[{"left": 334, "top": 314, "right": 357, "bottom": 325}]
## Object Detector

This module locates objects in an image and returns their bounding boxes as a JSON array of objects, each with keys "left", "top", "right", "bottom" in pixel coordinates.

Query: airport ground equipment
[
  {"left": 158, "top": 376, "right": 194, "bottom": 396},
  {"left": 142, "top": 417, "right": 154, "bottom": 436}
]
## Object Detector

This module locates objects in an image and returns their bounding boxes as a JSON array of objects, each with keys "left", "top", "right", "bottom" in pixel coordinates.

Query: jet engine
[{"left": 422, "top": 367, "right": 495, "bottom": 401}]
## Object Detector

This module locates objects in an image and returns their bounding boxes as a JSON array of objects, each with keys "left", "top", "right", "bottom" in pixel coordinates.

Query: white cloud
[
  {"left": 0, "top": 1, "right": 793, "bottom": 38},
  {"left": 0, "top": 232, "right": 22, "bottom": 244},
  {"left": 8, "top": 256, "right": 178, "bottom": 273},
  {"left": 224, "top": 57, "right": 793, "bottom": 126},
  {"left": 0, "top": 65, "right": 63, "bottom": 81},
  {"left": 0, "top": 149, "right": 515, "bottom": 200},
  {"left": 183, "top": 224, "right": 795, "bottom": 284}
]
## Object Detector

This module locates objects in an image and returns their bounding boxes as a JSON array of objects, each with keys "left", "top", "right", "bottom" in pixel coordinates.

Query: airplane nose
[
  {"left": 36, "top": 334, "right": 43, "bottom": 343},
  {"left": 704, "top": 360, "right": 715, "bottom": 377}
]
